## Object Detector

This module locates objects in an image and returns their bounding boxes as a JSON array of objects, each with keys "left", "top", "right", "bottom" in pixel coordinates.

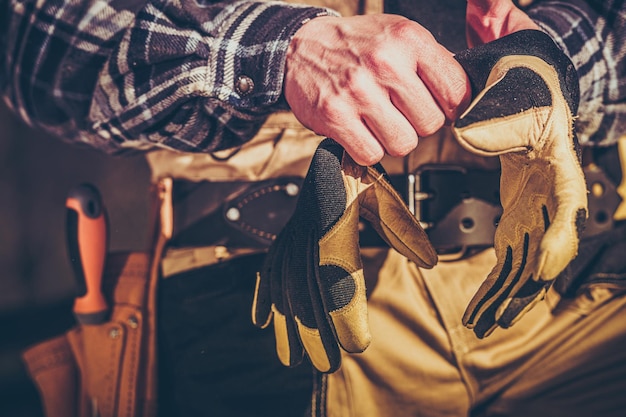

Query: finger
[
  {"left": 252, "top": 238, "right": 284, "bottom": 328},
  {"left": 414, "top": 44, "right": 472, "bottom": 122},
  {"left": 319, "top": 265, "right": 370, "bottom": 356},
  {"left": 462, "top": 244, "right": 515, "bottom": 330},
  {"left": 536, "top": 167, "right": 588, "bottom": 281},
  {"left": 361, "top": 100, "right": 419, "bottom": 158},
  {"left": 301, "top": 233, "right": 344, "bottom": 373},
  {"left": 285, "top": 231, "right": 334, "bottom": 371},
  {"left": 469, "top": 250, "right": 529, "bottom": 338},
  {"left": 275, "top": 241, "right": 305, "bottom": 368},
  {"left": 495, "top": 278, "right": 551, "bottom": 329},
  {"left": 357, "top": 164, "right": 437, "bottom": 268},
  {"left": 330, "top": 118, "right": 385, "bottom": 166},
  {"left": 313, "top": 179, "right": 371, "bottom": 358},
  {"left": 387, "top": 77, "right": 445, "bottom": 138}
]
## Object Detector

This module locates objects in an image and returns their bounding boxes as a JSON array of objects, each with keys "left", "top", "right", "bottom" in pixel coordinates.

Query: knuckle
[
  {"left": 348, "top": 144, "right": 385, "bottom": 166},
  {"left": 387, "top": 18, "right": 423, "bottom": 42},
  {"left": 417, "top": 112, "right": 445, "bottom": 137}
]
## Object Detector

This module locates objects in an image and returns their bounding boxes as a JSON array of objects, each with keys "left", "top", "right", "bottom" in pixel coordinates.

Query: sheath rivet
[
  {"left": 285, "top": 183, "right": 299, "bottom": 197},
  {"left": 128, "top": 316, "right": 139, "bottom": 329},
  {"left": 109, "top": 328, "right": 121, "bottom": 339},
  {"left": 226, "top": 207, "right": 241, "bottom": 221}
]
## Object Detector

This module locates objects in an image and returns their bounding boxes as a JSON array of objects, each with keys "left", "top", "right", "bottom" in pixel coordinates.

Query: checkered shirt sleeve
[
  {"left": 527, "top": 0, "right": 626, "bottom": 145},
  {"left": 1, "top": 0, "right": 336, "bottom": 154}
]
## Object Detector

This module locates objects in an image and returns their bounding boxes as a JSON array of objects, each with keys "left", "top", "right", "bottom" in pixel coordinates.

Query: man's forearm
[{"left": 1, "top": 0, "right": 336, "bottom": 155}]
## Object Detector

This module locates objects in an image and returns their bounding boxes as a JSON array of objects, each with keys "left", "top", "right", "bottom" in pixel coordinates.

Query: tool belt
[
  {"left": 21, "top": 252, "right": 159, "bottom": 417},
  {"left": 167, "top": 167, "right": 502, "bottom": 260},
  {"left": 20, "top": 181, "right": 171, "bottom": 417},
  {"left": 168, "top": 144, "right": 625, "bottom": 262}
]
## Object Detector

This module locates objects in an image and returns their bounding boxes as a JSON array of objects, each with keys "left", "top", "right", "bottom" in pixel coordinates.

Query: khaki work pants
[{"left": 325, "top": 248, "right": 626, "bottom": 417}]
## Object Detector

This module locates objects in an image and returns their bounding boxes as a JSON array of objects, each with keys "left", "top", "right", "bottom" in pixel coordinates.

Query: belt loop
[
  {"left": 614, "top": 136, "right": 626, "bottom": 221},
  {"left": 159, "top": 177, "right": 174, "bottom": 241}
]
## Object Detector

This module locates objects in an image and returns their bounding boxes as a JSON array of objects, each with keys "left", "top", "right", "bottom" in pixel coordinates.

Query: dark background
[{"left": 0, "top": 101, "right": 152, "bottom": 416}]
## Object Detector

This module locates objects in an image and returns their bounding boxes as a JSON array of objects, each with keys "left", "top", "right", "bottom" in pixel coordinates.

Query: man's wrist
[{"left": 223, "top": 3, "right": 338, "bottom": 110}]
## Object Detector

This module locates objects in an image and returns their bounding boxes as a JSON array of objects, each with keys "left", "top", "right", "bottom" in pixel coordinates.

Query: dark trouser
[{"left": 157, "top": 253, "right": 313, "bottom": 417}]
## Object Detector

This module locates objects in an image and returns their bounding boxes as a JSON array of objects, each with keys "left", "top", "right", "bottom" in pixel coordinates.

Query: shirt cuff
[{"left": 526, "top": 0, "right": 611, "bottom": 144}]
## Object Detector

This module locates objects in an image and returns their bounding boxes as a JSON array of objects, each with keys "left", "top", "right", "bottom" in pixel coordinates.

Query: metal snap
[{"left": 235, "top": 75, "right": 254, "bottom": 96}]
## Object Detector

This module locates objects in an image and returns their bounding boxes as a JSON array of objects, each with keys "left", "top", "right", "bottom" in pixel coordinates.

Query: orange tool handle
[{"left": 66, "top": 184, "right": 109, "bottom": 325}]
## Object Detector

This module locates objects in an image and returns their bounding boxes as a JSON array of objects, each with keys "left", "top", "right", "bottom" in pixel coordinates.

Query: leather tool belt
[
  {"left": 169, "top": 153, "right": 623, "bottom": 258},
  {"left": 168, "top": 166, "right": 503, "bottom": 257}
]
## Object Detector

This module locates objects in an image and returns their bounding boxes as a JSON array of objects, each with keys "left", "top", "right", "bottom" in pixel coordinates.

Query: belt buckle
[{"left": 408, "top": 164, "right": 502, "bottom": 260}]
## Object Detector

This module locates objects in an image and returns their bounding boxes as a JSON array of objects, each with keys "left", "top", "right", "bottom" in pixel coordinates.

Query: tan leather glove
[
  {"left": 252, "top": 138, "right": 437, "bottom": 372},
  {"left": 452, "top": 30, "right": 587, "bottom": 338}
]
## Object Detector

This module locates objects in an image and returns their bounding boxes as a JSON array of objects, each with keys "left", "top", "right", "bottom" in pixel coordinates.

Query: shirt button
[{"left": 235, "top": 75, "right": 254, "bottom": 96}]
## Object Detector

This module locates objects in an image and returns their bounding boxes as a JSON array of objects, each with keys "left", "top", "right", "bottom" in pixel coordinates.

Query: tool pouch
[
  {"left": 21, "top": 252, "right": 158, "bottom": 417},
  {"left": 21, "top": 179, "right": 171, "bottom": 417}
]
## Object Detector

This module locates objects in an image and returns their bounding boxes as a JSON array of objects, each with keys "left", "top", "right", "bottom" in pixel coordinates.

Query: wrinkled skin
[{"left": 284, "top": 14, "right": 472, "bottom": 166}]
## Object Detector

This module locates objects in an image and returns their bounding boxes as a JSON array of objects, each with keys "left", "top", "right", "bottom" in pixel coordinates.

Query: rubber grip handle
[{"left": 66, "top": 184, "right": 109, "bottom": 325}]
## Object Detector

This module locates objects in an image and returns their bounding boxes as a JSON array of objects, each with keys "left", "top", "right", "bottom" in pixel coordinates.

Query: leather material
[
  {"left": 22, "top": 252, "right": 159, "bottom": 417},
  {"left": 21, "top": 335, "right": 82, "bottom": 417},
  {"left": 252, "top": 139, "right": 436, "bottom": 373},
  {"left": 452, "top": 30, "right": 587, "bottom": 338}
]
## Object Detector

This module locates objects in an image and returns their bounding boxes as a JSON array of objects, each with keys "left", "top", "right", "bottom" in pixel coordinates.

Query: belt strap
[
  {"left": 168, "top": 167, "right": 502, "bottom": 256},
  {"left": 167, "top": 150, "right": 624, "bottom": 260}
]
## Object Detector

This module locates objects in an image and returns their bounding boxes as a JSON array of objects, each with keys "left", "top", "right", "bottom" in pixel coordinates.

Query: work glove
[
  {"left": 252, "top": 138, "right": 437, "bottom": 373},
  {"left": 452, "top": 30, "right": 588, "bottom": 338}
]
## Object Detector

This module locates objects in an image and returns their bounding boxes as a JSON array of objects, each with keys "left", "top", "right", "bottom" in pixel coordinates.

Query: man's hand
[
  {"left": 284, "top": 14, "right": 471, "bottom": 166},
  {"left": 466, "top": 0, "right": 540, "bottom": 47},
  {"left": 452, "top": 30, "right": 587, "bottom": 338},
  {"left": 252, "top": 139, "right": 437, "bottom": 372}
]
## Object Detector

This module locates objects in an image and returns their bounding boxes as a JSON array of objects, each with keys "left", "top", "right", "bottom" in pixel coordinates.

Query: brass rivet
[
  {"left": 109, "top": 327, "right": 121, "bottom": 339},
  {"left": 235, "top": 75, "right": 254, "bottom": 96},
  {"left": 128, "top": 316, "right": 139, "bottom": 329}
]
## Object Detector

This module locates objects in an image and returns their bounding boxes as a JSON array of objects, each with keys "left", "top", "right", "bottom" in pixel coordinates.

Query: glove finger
[
  {"left": 342, "top": 157, "right": 437, "bottom": 268},
  {"left": 467, "top": 230, "right": 549, "bottom": 337},
  {"left": 495, "top": 276, "right": 551, "bottom": 329},
  {"left": 535, "top": 162, "right": 587, "bottom": 281},
  {"left": 274, "top": 238, "right": 305, "bottom": 368},
  {"left": 295, "top": 233, "right": 344, "bottom": 373},
  {"left": 319, "top": 265, "right": 370, "bottom": 354},
  {"left": 494, "top": 202, "right": 578, "bottom": 328},
  {"left": 285, "top": 230, "right": 334, "bottom": 370},
  {"left": 252, "top": 234, "right": 285, "bottom": 328},
  {"left": 463, "top": 244, "right": 515, "bottom": 338},
  {"left": 314, "top": 191, "right": 372, "bottom": 357},
  {"left": 465, "top": 231, "right": 532, "bottom": 337}
]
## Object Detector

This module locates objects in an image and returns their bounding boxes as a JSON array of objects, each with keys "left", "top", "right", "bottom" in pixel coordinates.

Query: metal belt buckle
[{"left": 408, "top": 164, "right": 503, "bottom": 260}]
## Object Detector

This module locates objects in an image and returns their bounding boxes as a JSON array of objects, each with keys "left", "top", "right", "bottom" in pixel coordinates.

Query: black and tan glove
[
  {"left": 252, "top": 138, "right": 437, "bottom": 373},
  {"left": 452, "top": 30, "right": 587, "bottom": 338}
]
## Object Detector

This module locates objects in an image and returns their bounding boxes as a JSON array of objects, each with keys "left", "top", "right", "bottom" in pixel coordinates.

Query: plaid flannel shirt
[
  {"left": 527, "top": 0, "right": 626, "bottom": 146},
  {"left": 1, "top": 0, "right": 335, "bottom": 154},
  {"left": 1, "top": 0, "right": 625, "bottom": 154}
]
